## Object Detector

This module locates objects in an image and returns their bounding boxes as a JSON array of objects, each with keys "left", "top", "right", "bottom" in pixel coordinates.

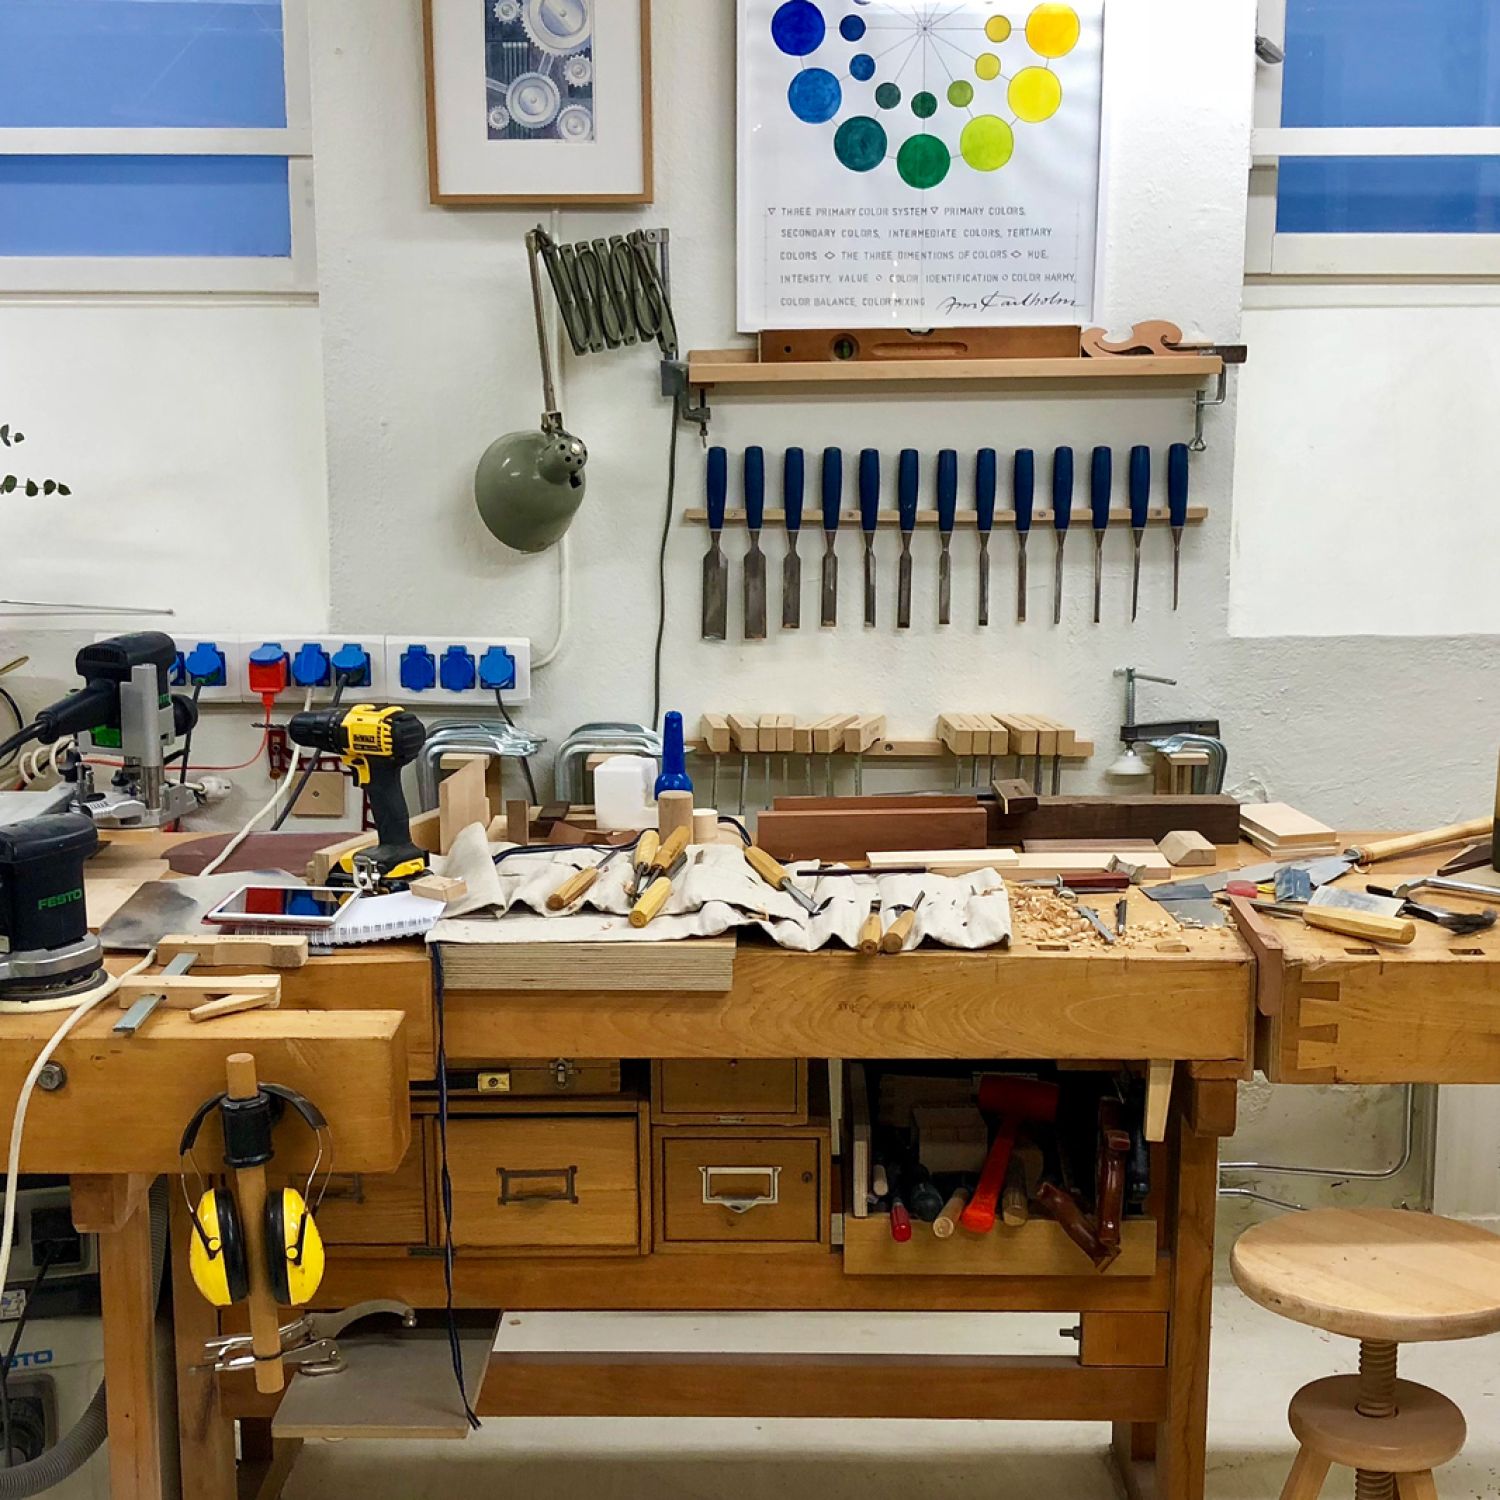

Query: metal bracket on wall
[
  {"left": 1191, "top": 365, "right": 1230, "bottom": 453},
  {"left": 661, "top": 359, "right": 712, "bottom": 442}
]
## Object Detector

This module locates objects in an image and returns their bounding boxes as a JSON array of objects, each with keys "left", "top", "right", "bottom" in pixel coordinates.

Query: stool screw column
[{"left": 1355, "top": 1339, "right": 1399, "bottom": 1500}]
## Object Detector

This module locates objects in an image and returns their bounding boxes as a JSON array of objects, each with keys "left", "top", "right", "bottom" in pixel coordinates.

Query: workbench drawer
[
  {"left": 652, "top": 1060, "right": 807, "bottom": 1125},
  {"left": 283, "top": 1126, "right": 429, "bottom": 1247},
  {"left": 465, "top": 1059, "right": 623, "bottom": 1097},
  {"left": 654, "top": 1128, "right": 830, "bottom": 1250},
  {"left": 443, "top": 1115, "right": 643, "bottom": 1253}
]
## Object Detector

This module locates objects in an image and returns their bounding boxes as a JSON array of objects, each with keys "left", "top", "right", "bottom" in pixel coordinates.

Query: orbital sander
[{"left": 0, "top": 814, "right": 105, "bottom": 1000}]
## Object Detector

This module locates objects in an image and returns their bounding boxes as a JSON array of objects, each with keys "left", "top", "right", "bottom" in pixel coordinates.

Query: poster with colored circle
[{"left": 737, "top": 0, "right": 1105, "bottom": 331}]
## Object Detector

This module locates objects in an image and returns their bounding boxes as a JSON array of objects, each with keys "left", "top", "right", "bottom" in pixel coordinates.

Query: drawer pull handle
[
  {"left": 497, "top": 1166, "right": 579, "bottom": 1206},
  {"left": 320, "top": 1174, "right": 367, "bottom": 1206},
  {"left": 700, "top": 1165, "right": 781, "bottom": 1214}
]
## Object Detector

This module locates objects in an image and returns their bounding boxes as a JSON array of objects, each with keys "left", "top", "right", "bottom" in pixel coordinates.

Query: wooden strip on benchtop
[
  {"left": 0, "top": 1010, "right": 409, "bottom": 1174},
  {"left": 436, "top": 936, "right": 736, "bottom": 995},
  {"left": 755, "top": 806, "right": 988, "bottom": 860}
]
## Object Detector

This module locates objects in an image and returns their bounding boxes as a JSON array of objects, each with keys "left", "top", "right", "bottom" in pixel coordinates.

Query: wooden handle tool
[
  {"left": 629, "top": 852, "right": 689, "bottom": 929},
  {"left": 1302, "top": 907, "right": 1416, "bottom": 946},
  {"left": 630, "top": 830, "right": 660, "bottom": 896},
  {"left": 933, "top": 1186, "right": 969, "bottom": 1240},
  {"left": 1346, "top": 818, "right": 1491, "bottom": 867},
  {"left": 1001, "top": 1156, "right": 1030, "bottom": 1227},
  {"left": 744, "top": 843, "right": 790, "bottom": 891},
  {"left": 546, "top": 845, "right": 625, "bottom": 912},
  {"left": 653, "top": 825, "right": 691, "bottom": 873},
  {"left": 880, "top": 892, "right": 926, "bottom": 954},
  {"left": 858, "top": 900, "right": 883, "bottom": 955}
]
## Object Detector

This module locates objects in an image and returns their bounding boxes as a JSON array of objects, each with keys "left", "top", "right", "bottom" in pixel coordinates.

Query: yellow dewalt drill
[{"left": 288, "top": 705, "right": 428, "bottom": 889}]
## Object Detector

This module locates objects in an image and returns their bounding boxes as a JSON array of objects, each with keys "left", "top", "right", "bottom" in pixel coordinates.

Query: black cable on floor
[
  {"left": 651, "top": 402, "right": 681, "bottom": 733},
  {"left": 430, "top": 945, "right": 481, "bottom": 1431}
]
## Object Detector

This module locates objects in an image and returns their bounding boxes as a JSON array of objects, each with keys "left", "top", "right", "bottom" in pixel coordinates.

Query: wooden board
[
  {"left": 1159, "top": 831, "right": 1216, "bottom": 868},
  {"left": 439, "top": 755, "right": 490, "bottom": 854},
  {"left": 0, "top": 1010, "right": 410, "bottom": 1174},
  {"left": 435, "top": 936, "right": 736, "bottom": 995},
  {"left": 865, "top": 847, "right": 1020, "bottom": 870},
  {"left": 1239, "top": 803, "right": 1336, "bottom": 848},
  {"left": 756, "top": 807, "right": 988, "bottom": 861},
  {"left": 758, "top": 325, "right": 1082, "bottom": 363},
  {"left": 990, "top": 796, "right": 1242, "bottom": 847}
]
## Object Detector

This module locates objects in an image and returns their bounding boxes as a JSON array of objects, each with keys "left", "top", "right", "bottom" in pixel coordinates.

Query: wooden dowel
[{"left": 225, "top": 1053, "right": 285, "bottom": 1395}]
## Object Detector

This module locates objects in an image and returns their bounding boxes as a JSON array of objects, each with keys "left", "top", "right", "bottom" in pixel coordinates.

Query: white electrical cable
[
  {"left": 198, "top": 688, "right": 315, "bottom": 878},
  {"left": 0, "top": 950, "right": 156, "bottom": 1297}
]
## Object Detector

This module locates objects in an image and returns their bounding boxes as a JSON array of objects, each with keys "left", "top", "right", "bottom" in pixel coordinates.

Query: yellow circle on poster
[
  {"left": 975, "top": 52, "right": 1002, "bottom": 80},
  {"left": 1009, "top": 65, "right": 1062, "bottom": 122},
  {"left": 1026, "top": 3, "right": 1080, "bottom": 58},
  {"left": 960, "top": 114, "right": 1015, "bottom": 171},
  {"left": 985, "top": 15, "right": 1013, "bottom": 42}
]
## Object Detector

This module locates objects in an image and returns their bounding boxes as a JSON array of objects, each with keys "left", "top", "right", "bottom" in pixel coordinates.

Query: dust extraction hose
[{"left": 0, "top": 1179, "right": 168, "bottom": 1497}]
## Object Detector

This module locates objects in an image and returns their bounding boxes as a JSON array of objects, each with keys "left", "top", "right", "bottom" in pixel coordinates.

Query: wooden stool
[{"left": 1231, "top": 1209, "right": 1500, "bottom": 1500}]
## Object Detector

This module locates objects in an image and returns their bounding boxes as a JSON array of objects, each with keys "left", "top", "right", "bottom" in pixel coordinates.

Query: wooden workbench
[{"left": 7, "top": 831, "right": 1498, "bottom": 1500}]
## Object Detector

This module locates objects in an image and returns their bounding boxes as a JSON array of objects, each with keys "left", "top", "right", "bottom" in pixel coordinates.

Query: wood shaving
[{"left": 1007, "top": 882, "right": 1239, "bottom": 953}]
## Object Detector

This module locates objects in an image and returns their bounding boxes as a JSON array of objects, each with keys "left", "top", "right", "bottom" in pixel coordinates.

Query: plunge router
[{"left": 0, "top": 814, "right": 105, "bottom": 1000}]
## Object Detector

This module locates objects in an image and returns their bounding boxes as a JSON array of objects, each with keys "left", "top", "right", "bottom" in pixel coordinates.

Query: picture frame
[{"left": 423, "top": 0, "right": 654, "bottom": 205}]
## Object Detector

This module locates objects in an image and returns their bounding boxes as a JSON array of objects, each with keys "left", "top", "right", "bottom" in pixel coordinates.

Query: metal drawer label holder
[
  {"left": 700, "top": 1165, "right": 782, "bottom": 1214},
  {"left": 497, "top": 1166, "right": 580, "bottom": 1206}
]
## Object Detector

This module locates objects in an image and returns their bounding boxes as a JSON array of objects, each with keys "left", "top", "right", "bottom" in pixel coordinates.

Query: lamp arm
[{"left": 526, "top": 228, "right": 563, "bottom": 432}]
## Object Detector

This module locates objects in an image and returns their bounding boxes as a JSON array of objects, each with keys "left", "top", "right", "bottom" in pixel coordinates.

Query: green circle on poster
[
  {"left": 960, "top": 114, "right": 1014, "bottom": 171},
  {"left": 911, "top": 90, "right": 938, "bottom": 119},
  {"left": 834, "top": 115, "right": 888, "bottom": 171},
  {"left": 875, "top": 81, "right": 901, "bottom": 109},
  {"left": 947, "top": 80, "right": 974, "bottom": 107},
  {"left": 897, "top": 132, "right": 950, "bottom": 188}
]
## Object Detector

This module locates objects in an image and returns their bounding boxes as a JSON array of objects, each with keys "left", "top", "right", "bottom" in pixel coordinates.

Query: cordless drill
[{"left": 288, "top": 705, "right": 428, "bottom": 890}]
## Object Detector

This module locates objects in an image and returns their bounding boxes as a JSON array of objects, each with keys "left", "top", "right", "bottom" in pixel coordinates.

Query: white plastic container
[{"left": 593, "top": 755, "right": 659, "bottom": 832}]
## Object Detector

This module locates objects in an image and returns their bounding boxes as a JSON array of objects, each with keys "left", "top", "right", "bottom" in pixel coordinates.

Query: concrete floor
[{"left": 284, "top": 1287, "right": 1500, "bottom": 1500}]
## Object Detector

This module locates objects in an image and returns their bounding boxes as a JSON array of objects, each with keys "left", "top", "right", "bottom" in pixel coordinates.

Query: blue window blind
[
  {"left": 1278, "top": 0, "right": 1500, "bottom": 234},
  {"left": 0, "top": 157, "right": 291, "bottom": 258},
  {"left": 0, "top": 1, "right": 286, "bottom": 129}
]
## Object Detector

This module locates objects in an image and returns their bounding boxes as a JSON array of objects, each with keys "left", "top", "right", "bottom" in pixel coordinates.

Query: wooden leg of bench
[{"left": 170, "top": 1191, "right": 236, "bottom": 1500}]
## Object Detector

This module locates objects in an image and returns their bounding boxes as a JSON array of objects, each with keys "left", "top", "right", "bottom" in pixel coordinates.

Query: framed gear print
[{"left": 424, "top": 0, "right": 654, "bottom": 204}]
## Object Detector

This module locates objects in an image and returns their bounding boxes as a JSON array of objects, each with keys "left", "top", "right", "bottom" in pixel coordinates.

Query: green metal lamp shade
[{"left": 474, "top": 426, "right": 588, "bottom": 554}]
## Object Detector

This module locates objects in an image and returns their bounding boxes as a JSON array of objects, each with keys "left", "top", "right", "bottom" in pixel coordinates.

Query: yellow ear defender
[{"left": 180, "top": 1083, "right": 332, "bottom": 1309}]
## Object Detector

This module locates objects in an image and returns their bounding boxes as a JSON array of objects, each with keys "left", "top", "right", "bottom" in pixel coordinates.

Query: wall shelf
[{"left": 683, "top": 507, "right": 1209, "bottom": 530}]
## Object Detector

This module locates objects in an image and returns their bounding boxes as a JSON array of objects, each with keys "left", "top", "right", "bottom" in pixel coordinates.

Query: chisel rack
[{"left": 684, "top": 505, "right": 1208, "bottom": 531}]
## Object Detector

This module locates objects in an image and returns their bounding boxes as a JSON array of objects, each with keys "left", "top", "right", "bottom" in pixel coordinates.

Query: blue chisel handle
[
  {"left": 937, "top": 450, "right": 958, "bottom": 535},
  {"left": 707, "top": 447, "right": 728, "bottom": 531},
  {"left": 1014, "top": 449, "right": 1036, "bottom": 534},
  {"left": 1052, "top": 447, "right": 1075, "bottom": 532},
  {"left": 975, "top": 449, "right": 998, "bottom": 534},
  {"left": 821, "top": 447, "right": 843, "bottom": 532},
  {"left": 859, "top": 448, "right": 881, "bottom": 536},
  {"left": 1091, "top": 446, "right": 1113, "bottom": 533},
  {"left": 784, "top": 448, "right": 805, "bottom": 534},
  {"left": 1130, "top": 445, "right": 1152, "bottom": 529},
  {"left": 745, "top": 447, "right": 766, "bottom": 531},
  {"left": 898, "top": 449, "right": 920, "bottom": 533},
  {"left": 1168, "top": 443, "right": 1190, "bottom": 527}
]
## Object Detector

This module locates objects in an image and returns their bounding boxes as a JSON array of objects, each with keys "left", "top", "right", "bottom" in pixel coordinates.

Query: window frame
[
  {"left": 0, "top": 0, "right": 315, "bottom": 295},
  {"left": 1248, "top": 0, "right": 1500, "bottom": 278}
]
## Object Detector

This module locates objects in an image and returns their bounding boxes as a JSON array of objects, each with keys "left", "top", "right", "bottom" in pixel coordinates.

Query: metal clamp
[
  {"left": 700, "top": 1165, "right": 781, "bottom": 1215},
  {"left": 198, "top": 1300, "right": 418, "bottom": 1378},
  {"left": 1191, "top": 366, "right": 1229, "bottom": 453},
  {"left": 498, "top": 1165, "right": 579, "bottom": 1206}
]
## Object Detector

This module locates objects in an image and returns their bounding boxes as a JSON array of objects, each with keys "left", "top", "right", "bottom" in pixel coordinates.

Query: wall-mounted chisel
[
  {"left": 1090, "top": 445, "right": 1112, "bottom": 626},
  {"left": 782, "top": 447, "right": 805, "bottom": 630},
  {"left": 701, "top": 447, "right": 728, "bottom": 641},
  {"left": 1052, "top": 446, "right": 1075, "bottom": 626},
  {"left": 897, "top": 448, "right": 919, "bottom": 630},
  {"left": 1168, "top": 442, "right": 1189, "bottom": 611},
  {"left": 937, "top": 449, "right": 958, "bottom": 626},
  {"left": 975, "top": 448, "right": 997, "bottom": 628},
  {"left": 1014, "top": 448, "right": 1035, "bottom": 624},
  {"left": 820, "top": 447, "right": 842, "bottom": 628},
  {"left": 859, "top": 447, "right": 880, "bottom": 628},
  {"left": 744, "top": 446, "right": 768, "bottom": 640},
  {"left": 1129, "top": 445, "right": 1151, "bottom": 622}
]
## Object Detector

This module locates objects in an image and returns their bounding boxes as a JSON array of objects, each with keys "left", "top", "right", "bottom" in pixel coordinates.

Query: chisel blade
[
  {"left": 864, "top": 542, "right": 877, "bottom": 627},
  {"left": 898, "top": 543, "right": 913, "bottom": 630},
  {"left": 745, "top": 543, "right": 767, "bottom": 640},
  {"left": 782, "top": 543, "right": 802, "bottom": 630},
  {"left": 1017, "top": 538, "right": 1029, "bottom": 623},
  {"left": 702, "top": 546, "right": 728, "bottom": 641},
  {"left": 821, "top": 541, "right": 838, "bottom": 627},
  {"left": 978, "top": 539, "right": 991, "bottom": 628},
  {"left": 939, "top": 541, "right": 953, "bottom": 625}
]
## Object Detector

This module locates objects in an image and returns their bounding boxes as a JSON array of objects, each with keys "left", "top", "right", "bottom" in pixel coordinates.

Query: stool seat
[
  {"left": 1289, "top": 1377, "right": 1467, "bottom": 1473},
  {"left": 1231, "top": 1208, "right": 1500, "bottom": 1343}
]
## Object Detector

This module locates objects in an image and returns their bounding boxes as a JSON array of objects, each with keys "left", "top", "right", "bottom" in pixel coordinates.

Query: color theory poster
[{"left": 737, "top": 0, "right": 1106, "bottom": 331}]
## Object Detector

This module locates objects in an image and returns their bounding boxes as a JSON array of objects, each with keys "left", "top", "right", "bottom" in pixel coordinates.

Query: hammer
[{"left": 960, "top": 1077, "right": 1060, "bottom": 1234}]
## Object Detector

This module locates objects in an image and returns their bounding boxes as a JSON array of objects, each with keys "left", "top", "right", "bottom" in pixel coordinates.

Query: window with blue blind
[
  {"left": 1276, "top": 0, "right": 1500, "bottom": 237},
  {"left": 0, "top": 0, "right": 311, "bottom": 288}
]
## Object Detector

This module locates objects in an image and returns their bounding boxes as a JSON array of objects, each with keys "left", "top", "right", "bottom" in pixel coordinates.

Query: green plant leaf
[
  {"left": 56, "top": 483, "right": 72, "bottom": 497},
  {"left": 1, "top": 475, "right": 17, "bottom": 493},
  {"left": 42, "top": 479, "right": 56, "bottom": 496},
  {"left": 24, "top": 480, "right": 38, "bottom": 497}
]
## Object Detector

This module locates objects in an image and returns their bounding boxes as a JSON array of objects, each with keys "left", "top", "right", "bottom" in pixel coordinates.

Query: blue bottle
[{"left": 654, "top": 711, "right": 693, "bottom": 797}]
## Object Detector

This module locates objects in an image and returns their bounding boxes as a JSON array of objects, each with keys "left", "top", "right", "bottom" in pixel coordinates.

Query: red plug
[{"left": 247, "top": 643, "right": 289, "bottom": 716}]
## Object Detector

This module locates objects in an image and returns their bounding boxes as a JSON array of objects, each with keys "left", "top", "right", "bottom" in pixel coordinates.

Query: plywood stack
[{"left": 1239, "top": 802, "right": 1339, "bottom": 859}]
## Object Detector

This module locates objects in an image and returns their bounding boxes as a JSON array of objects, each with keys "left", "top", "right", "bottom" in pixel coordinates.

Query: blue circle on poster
[
  {"left": 771, "top": 0, "right": 826, "bottom": 56},
  {"left": 840, "top": 14, "right": 867, "bottom": 39},
  {"left": 850, "top": 52, "right": 875, "bottom": 80},
  {"left": 788, "top": 67, "right": 843, "bottom": 123}
]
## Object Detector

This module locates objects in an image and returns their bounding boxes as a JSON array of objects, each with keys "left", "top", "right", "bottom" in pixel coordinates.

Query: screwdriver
[
  {"left": 937, "top": 449, "right": 958, "bottom": 626},
  {"left": 820, "top": 446, "right": 842, "bottom": 627},
  {"left": 628, "top": 829, "right": 659, "bottom": 899},
  {"left": 1090, "top": 445, "right": 1112, "bottom": 625},
  {"left": 1014, "top": 448, "right": 1035, "bottom": 623},
  {"left": 1129, "top": 444, "right": 1151, "bottom": 622},
  {"left": 1052, "top": 446, "right": 1075, "bottom": 626},
  {"left": 744, "top": 446, "right": 768, "bottom": 640},
  {"left": 897, "top": 448, "right": 919, "bottom": 630},
  {"left": 782, "top": 447, "right": 805, "bottom": 630},
  {"left": 1168, "top": 441, "right": 1190, "bottom": 611},
  {"left": 859, "top": 448, "right": 880, "bottom": 627},
  {"left": 546, "top": 843, "right": 628, "bottom": 911},
  {"left": 975, "top": 448, "right": 997, "bottom": 627}
]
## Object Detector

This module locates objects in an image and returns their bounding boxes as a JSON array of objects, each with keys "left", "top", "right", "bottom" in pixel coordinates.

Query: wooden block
[
  {"left": 866, "top": 848, "right": 1020, "bottom": 870},
  {"left": 1011, "top": 851, "right": 1172, "bottom": 878},
  {"left": 1081, "top": 1312, "right": 1169, "bottom": 1368},
  {"left": 758, "top": 714, "right": 780, "bottom": 755},
  {"left": 117, "top": 974, "right": 282, "bottom": 1009},
  {"left": 70, "top": 1173, "right": 152, "bottom": 1233},
  {"left": 486, "top": 814, "right": 510, "bottom": 841},
  {"left": 1024, "top": 839, "right": 1160, "bottom": 853},
  {"left": 410, "top": 808, "right": 442, "bottom": 856},
  {"left": 1159, "top": 830, "right": 1216, "bottom": 868},
  {"left": 727, "top": 714, "right": 759, "bottom": 754},
  {"left": 437, "top": 757, "right": 490, "bottom": 855},
  {"left": 157, "top": 935, "right": 309, "bottom": 970},
  {"left": 409, "top": 875, "right": 468, "bottom": 905},
  {"left": 988, "top": 795, "right": 1241, "bottom": 846},
  {"left": 290, "top": 770, "right": 347, "bottom": 819},
  {"left": 754, "top": 807, "right": 988, "bottom": 861},
  {"left": 693, "top": 810, "right": 720, "bottom": 844},
  {"left": 1144, "top": 1060, "right": 1174, "bottom": 1143},
  {"left": 775, "top": 715, "right": 795, "bottom": 754},
  {"left": 307, "top": 831, "right": 378, "bottom": 885},
  {"left": 810, "top": 714, "right": 857, "bottom": 754},
  {"left": 435, "top": 936, "right": 736, "bottom": 993},
  {"left": 700, "top": 714, "right": 732, "bottom": 756},
  {"left": 506, "top": 799, "right": 532, "bottom": 846},
  {"left": 843, "top": 715, "right": 885, "bottom": 754},
  {"left": 938, "top": 715, "right": 970, "bottom": 756},
  {"left": 1239, "top": 802, "right": 1335, "bottom": 847},
  {"left": 189, "top": 993, "right": 280, "bottom": 1023},
  {"left": 773, "top": 796, "right": 978, "bottom": 811},
  {"left": 992, "top": 780, "right": 1038, "bottom": 815},
  {"left": 658, "top": 791, "right": 694, "bottom": 843}
]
